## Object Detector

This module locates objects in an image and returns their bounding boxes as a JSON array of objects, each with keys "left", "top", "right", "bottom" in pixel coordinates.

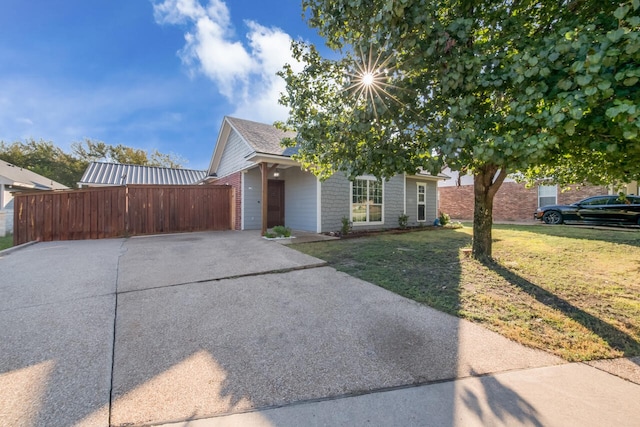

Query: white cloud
[{"left": 152, "top": 0, "right": 304, "bottom": 124}]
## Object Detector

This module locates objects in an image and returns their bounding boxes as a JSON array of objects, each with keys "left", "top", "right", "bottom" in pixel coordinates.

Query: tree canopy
[
  {"left": 279, "top": 0, "right": 640, "bottom": 258},
  {"left": 1, "top": 139, "right": 184, "bottom": 188}
]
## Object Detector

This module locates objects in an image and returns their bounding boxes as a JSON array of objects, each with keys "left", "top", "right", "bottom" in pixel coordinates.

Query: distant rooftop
[
  {"left": 79, "top": 162, "right": 208, "bottom": 186},
  {"left": 0, "top": 159, "right": 68, "bottom": 190}
]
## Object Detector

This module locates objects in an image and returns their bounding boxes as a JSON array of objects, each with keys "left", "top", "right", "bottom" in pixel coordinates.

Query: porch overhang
[{"left": 245, "top": 152, "right": 300, "bottom": 168}]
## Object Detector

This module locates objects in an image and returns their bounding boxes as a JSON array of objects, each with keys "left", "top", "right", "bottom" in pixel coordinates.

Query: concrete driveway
[{"left": 1, "top": 231, "right": 639, "bottom": 427}]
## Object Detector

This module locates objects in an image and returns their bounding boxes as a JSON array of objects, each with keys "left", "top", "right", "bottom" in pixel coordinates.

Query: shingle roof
[
  {"left": 226, "top": 116, "right": 299, "bottom": 157},
  {"left": 0, "top": 159, "right": 68, "bottom": 190},
  {"left": 79, "top": 162, "right": 208, "bottom": 186}
]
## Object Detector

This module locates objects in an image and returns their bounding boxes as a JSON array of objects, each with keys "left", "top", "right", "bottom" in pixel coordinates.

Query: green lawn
[
  {"left": 291, "top": 225, "right": 640, "bottom": 362},
  {"left": 0, "top": 235, "right": 12, "bottom": 251}
]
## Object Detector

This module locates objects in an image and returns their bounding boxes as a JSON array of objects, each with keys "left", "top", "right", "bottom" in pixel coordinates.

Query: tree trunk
[{"left": 472, "top": 165, "right": 508, "bottom": 261}]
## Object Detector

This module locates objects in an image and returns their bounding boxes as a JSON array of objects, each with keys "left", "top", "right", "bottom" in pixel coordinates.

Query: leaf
[
  {"left": 564, "top": 121, "right": 577, "bottom": 136},
  {"left": 585, "top": 86, "right": 598, "bottom": 96},
  {"left": 624, "top": 77, "right": 639, "bottom": 86},
  {"left": 614, "top": 5, "right": 630, "bottom": 20},
  {"left": 576, "top": 75, "right": 593, "bottom": 86},
  {"left": 607, "top": 28, "right": 625, "bottom": 43}
]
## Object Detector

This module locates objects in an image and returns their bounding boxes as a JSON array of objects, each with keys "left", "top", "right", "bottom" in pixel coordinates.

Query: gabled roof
[
  {"left": 0, "top": 159, "right": 68, "bottom": 190},
  {"left": 208, "top": 116, "right": 298, "bottom": 175},
  {"left": 79, "top": 162, "right": 208, "bottom": 186},
  {"left": 226, "top": 116, "right": 298, "bottom": 156}
]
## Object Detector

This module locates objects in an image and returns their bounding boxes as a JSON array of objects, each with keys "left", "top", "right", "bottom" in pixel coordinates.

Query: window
[
  {"left": 417, "top": 183, "right": 427, "bottom": 222},
  {"left": 351, "top": 178, "right": 383, "bottom": 224},
  {"left": 538, "top": 185, "right": 557, "bottom": 208}
]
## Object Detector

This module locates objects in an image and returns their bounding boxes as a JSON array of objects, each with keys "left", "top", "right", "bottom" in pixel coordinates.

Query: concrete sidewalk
[
  {"left": 156, "top": 362, "right": 640, "bottom": 427},
  {"left": 1, "top": 231, "right": 639, "bottom": 427}
]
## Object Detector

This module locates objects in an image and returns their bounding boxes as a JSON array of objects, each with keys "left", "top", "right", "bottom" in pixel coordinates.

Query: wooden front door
[{"left": 267, "top": 180, "right": 285, "bottom": 228}]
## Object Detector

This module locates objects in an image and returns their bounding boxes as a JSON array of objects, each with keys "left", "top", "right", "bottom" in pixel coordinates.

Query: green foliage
[
  {"left": 439, "top": 212, "right": 451, "bottom": 226},
  {"left": 1, "top": 138, "right": 184, "bottom": 188},
  {"left": 0, "top": 139, "right": 86, "bottom": 188},
  {"left": 398, "top": 213, "right": 409, "bottom": 229},
  {"left": 272, "top": 225, "right": 292, "bottom": 237},
  {"left": 280, "top": 0, "right": 639, "bottom": 257},
  {"left": 340, "top": 216, "right": 352, "bottom": 235}
]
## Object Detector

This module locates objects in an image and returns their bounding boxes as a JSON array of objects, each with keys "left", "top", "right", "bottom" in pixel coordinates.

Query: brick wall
[
  {"left": 213, "top": 171, "right": 242, "bottom": 230},
  {"left": 439, "top": 182, "right": 609, "bottom": 221}
]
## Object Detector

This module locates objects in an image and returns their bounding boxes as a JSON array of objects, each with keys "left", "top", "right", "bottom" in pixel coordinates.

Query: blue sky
[{"left": 0, "top": 0, "right": 324, "bottom": 170}]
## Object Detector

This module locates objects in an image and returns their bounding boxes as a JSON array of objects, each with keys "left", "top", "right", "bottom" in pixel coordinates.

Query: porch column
[
  {"left": 261, "top": 163, "right": 268, "bottom": 235},
  {"left": 260, "top": 162, "right": 280, "bottom": 235}
]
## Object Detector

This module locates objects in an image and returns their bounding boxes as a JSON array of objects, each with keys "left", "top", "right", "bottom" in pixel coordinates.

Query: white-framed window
[
  {"left": 538, "top": 185, "right": 557, "bottom": 208},
  {"left": 417, "top": 183, "right": 427, "bottom": 222},
  {"left": 351, "top": 177, "right": 383, "bottom": 224}
]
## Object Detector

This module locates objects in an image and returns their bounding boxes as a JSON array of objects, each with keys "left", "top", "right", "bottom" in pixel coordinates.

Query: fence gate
[{"left": 13, "top": 185, "right": 233, "bottom": 245}]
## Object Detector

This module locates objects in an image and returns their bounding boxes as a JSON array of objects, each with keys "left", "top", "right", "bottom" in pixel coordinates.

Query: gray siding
[
  {"left": 405, "top": 178, "right": 438, "bottom": 226},
  {"left": 242, "top": 168, "right": 262, "bottom": 230},
  {"left": 282, "top": 167, "right": 318, "bottom": 232},
  {"left": 380, "top": 174, "right": 405, "bottom": 230},
  {"left": 217, "top": 130, "right": 254, "bottom": 178},
  {"left": 320, "top": 173, "right": 405, "bottom": 232},
  {"left": 320, "top": 173, "right": 351, "bottom": 232}
]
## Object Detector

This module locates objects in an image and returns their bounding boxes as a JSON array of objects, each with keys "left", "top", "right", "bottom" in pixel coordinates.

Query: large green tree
[
  {"left": 1, "top": 139, "right": 184, "bottom": 188},
  {"left": 279, "top": 0, "right": 640, "bottom": 259}
]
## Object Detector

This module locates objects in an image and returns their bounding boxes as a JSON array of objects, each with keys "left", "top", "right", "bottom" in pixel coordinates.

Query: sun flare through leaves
[{"left": 343, "top": 44, "right": 407, "bottom": 119}]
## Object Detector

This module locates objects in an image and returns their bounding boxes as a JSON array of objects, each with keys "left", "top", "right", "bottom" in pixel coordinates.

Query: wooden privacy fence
[{"left": 13, "top": 185, "right": 233, "bottom": 245}]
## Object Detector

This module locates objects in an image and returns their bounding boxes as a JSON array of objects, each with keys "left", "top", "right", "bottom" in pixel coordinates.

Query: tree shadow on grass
[{"left": 483, "top": 260, "right": 640, "bottom": 357}]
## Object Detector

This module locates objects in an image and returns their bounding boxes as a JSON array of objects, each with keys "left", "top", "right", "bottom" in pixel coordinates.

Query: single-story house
[
  {"left": 206, "top": 116, "right": 446, "bottom": 233},
  {"left": 437, "top": 168, "right": 625, "bottom": 222},
  {"left": 1, "top": 159, "right": 68, "bottom": 236},
  {"left": 78, "top": 162, "right": 209, "bottom": 187}
]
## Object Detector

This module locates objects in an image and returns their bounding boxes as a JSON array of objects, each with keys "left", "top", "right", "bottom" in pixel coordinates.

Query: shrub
[
  {"left": 439, "top": 211, "right": 451, "bottom": 226},
  {"left": 398, "top": 214, "right": 409, "bottom": 229},
  {"left": 341, "top": 216, "right": 352, "bottom": 235},
  {"left": 272, "top": 225, "right": 291, "bottom": 237}
]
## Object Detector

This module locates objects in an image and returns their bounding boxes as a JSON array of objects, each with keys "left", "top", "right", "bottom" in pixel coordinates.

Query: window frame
[
  {"left": 538, "top": 185, "right": 558, "bottom": 208},
  {"left": 417, "top": 183, "right": 427, "bottom": 222},
  {"left": 350, "top": 176, "right": 384, "bottom": 225}
]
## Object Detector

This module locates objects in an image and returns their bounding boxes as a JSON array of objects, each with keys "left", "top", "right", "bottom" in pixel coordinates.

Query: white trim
[
  {"left": 245, "top": 152, "right": 300, "bottom": 167},
  {"left": 417, "top": 182, "right": 427, "bottom": 222},
  {"left": 350, "top": 176, "right": 385, "bottom": 226},
  {"left": 241, "top": 170, "right": 246, "bottom": 230},
  {"left": 208, "top": 117, "right": 257, "bottom": 175},
  {"left": 538, "top": 184, "right": 558, "bottom": 208},
  {"left": 316, "top": 177, "right": 322, "bottom": 233},
  {"left": 403, "top": 173, "right": 407, "bottom": 215}
]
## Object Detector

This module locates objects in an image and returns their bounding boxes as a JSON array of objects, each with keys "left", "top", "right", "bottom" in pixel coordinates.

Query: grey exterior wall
[
  {"left": 320, "top": 173, "right": 405, "bottom": 233},
  {"left": 282, "top": 167, "right": 318, "bottom": 232},
  {"left": 320, "top": 173, "right": 351, "bottom": 232},
  {"left": 242, "top": 168, "right": 263, "bottom": 230},
  {"left": 216, "top": 130, "right": 254, "bottom": 178},
  {"left": 405, "top": 178, "right": 439, "bottom": 226},
  {"left": 0, "top": 210, "right": 12, "bottom": 237}
]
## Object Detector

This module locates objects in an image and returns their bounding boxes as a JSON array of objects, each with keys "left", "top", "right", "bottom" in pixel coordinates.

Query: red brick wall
[
  {"left": 212, "top": 171, "right": 242, "bottom": 230},
  {"left": 439, "top": 182, "right": 609, "bottom": 221}
]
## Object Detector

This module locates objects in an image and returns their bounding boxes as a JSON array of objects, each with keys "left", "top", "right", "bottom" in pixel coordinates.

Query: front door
[{"left": 267, "top": 180, "right": 285, "bottom": 228}]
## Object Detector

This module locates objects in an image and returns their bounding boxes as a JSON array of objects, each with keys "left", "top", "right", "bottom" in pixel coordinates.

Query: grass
[
  {"left": 0, "top": 235, "right": 12, "bottom": 251},
  {"left": 291, "top": 225, "right": 640, "bottom": 362}
]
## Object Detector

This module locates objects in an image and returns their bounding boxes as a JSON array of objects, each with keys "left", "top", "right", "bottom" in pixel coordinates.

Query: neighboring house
[
  {"left": 0, "top": 159, "right": 68, "bottom": 236},
  {"left": 78, "top": 162, "right": 208, "bottom": 187},
  {"left": 438, "top": 168, "right": 612, "bottom": 222},
  {"left": 206, "top": 116, "right": 446, "bottom": 233}
]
